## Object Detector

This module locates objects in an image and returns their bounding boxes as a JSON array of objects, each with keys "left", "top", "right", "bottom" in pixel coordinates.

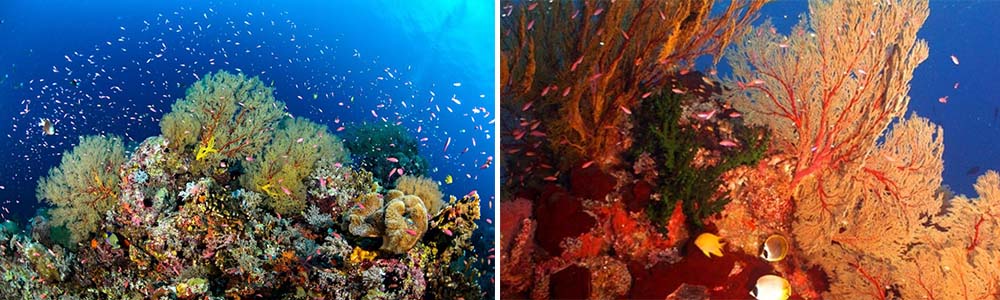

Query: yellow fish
[
  {"left": 694, "top": 232, "right": 725, "bottom": 258},
  {"left": 444, "top": 175, "right": 453, "bottom": 185}
]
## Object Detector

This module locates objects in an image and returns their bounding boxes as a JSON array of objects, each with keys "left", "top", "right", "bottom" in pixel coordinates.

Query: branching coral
[
  {"left": 36, "top": 135, "right": 126, "bottom": 243},
  {"left": 242, "top": 117, "right": 349, "bottom": 215},
  {"left": 343, "top": 122, "right": 428, "bottom": 187},
  {"left": 628, "top": 90, "right": 767, "bottom": 228},
  {"left": 501, "top": 0, "right": 766, "bottom": 170},
  {"left": 726, "top": 0, "right": 929, "bottom": 195},
  {"left": 160, "top": 70, "right": 285, "bottom": 174}
]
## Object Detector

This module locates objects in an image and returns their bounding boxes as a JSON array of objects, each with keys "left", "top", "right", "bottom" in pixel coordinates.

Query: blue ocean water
[
  {"left": 707, "top": 1, "right": 1000, "bottom": 198},
  {"left": 0, "top": 1, "right": 495, "bottom": 226}
]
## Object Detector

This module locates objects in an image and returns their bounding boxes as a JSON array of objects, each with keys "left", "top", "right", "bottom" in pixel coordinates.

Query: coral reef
[
  {"left": 627, "top": 85, "right": 767, "bottom": 229},
  {"left": 3, "top": 69, "right": 490, "bottom": 299},
  {"left": 500, "top": 0, "right": 767, "bottom": 171},
  {"left": 343, "top": 122, "right": 428, "bottom": 188},
  {"left": 242, "top": 117, "right": 350, "bottom": 215},
  {"left": 160, "top": 71, "right": 285, "bottom": 176},
  {"left": 36, "top": 135, "right": 126, "bottom": 243},
  {"left": 394, "top": 175, "right": 444, "bottom": 215}
]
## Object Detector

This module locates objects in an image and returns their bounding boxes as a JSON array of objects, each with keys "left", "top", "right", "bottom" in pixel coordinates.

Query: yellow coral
[
  {"left": 194, "top": 135, "right": 218, "bottom": 161},
  {"left": 349, "top": 247, "right": 377, "bottom": 264}
]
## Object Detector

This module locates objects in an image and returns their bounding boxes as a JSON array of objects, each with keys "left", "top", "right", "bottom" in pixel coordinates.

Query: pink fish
[
  {"left": 443, "top": 228, "right": 453, "bottom": 236},
  {"left": 719, "top": 140, "right": 739, "bottom": 147},
  {"left": 641, "top": 92, "right": 652, "bottom": 99},
  {"left": 728, "top": 111, "right": 742, "bottom": 118},
  {"left": 389, "top": 168, "right": 398, "bottom": 179},
  {"left": 486, "top": 218, "right": 493, "bottom": 224},
  {"left": 386, "top": 157, "right": 399, "bottom": 163},
  {"left": 620, "top": 105, "right": 632, "bottom": 115},
  {"left": 336, "top": 126, "right": 345, "bottom": 132},
  {"left": 281, "top": 186, "right": 291, "bottom": 195},
  {"left": 671, "top": 88, "right": 686, "bottom": 94},
  {"left": 296, "top": 137, "right": 304, "bottom": 143},
  {"left": 527, "top": 20, "right": 535, "bottom": 30},
  {"left": 405, "top": 229, "right": 417, "bottom": 236},
  {"left": 245, "top": 156, "right": 254, "bottom": 162},
  {"left": 593, "top": 8, "right": 604, "bottom": 16},
  {"left": 571, "top": 56, "right": 584, "bottom": 71},
  {"left": 522, "top": 101, "right": 534, "bottom": 111},
  {"left": 513, "top": 129, "right": 527, "bottom": 140},
  {"left": 581, "top": 160, "right": 595, "bottom": 169},
  {"left": 696, "top": 109, "right": 716, "bottom": 120},
  {"left": 562, "top": 86, "right": 572, "bottom": 96},
  {"left": 939, "top": 96, "right": 949, "bottom": 104},
  {"left": 319, "top": 177, "right": 327, "bottom": 189}
]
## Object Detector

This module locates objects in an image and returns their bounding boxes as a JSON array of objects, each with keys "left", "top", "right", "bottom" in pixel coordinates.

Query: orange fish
[{"left": 91, "top": 239, "right": 99, "bottom": 249}]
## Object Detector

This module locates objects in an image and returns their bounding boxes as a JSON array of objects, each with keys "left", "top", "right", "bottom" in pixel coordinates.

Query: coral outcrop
[{"left": 3, "top": 70, "right": 490, "bottom": 299}]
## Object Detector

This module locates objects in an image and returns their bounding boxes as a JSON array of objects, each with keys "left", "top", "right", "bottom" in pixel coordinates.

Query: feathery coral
[
  {"left": 242, "top": 117, "right": 349, "bottom": 215},
  {"left": 160, "top": 71, "right": 284, "bottom": 174},
  {"left": 36, "top": 135, "right": 126, "bottom": 243}
]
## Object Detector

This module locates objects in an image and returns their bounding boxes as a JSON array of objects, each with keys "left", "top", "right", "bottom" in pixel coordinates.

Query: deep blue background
[
  {"left": 708, "top": 1, "right": 1000, "bottom": 198},
  {"left": 0, "top": 1, "right": 496, "bottom": 222}
]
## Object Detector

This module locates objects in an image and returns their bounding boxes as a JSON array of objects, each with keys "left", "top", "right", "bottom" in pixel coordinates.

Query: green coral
[
  {"left": 343, "top": 122, "right": 428, "bottom": 188},
  {"left": 628, "top": 91, "right": 767, "bottom": 228},
  {"left": 242, "top": 118, "right": 350, "bottom": 215},
  {"left": 160, "top": 70, "right": 285, "bottom": 175},
  {"left": 36, "top": 135, "right": 125, "bottom": 243}
]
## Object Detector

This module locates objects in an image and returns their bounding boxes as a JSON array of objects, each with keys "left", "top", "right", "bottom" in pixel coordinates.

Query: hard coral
[
  {"left": 346, "top": 192, "right": 384, "bottom": 237},
  {"left": 380, "top": 194, "right": 428, "bottom": 254},
  {"left": 36, "top": 135, "right": 126, "bottom": 243},
  {"left": 394, "top": 175, "right": 444, "bottom": 215}
]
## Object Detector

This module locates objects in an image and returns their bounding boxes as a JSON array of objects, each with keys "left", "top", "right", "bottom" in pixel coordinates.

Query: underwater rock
[
  {"left": 569, "top": 164, "right": 616, "bottom": 201},
  {"left": 666, "top": 283, "right": 709, "bottom": 300},
  {"left": 549, "top": 264, "right": 589, "bottom": 299},
  {"left": 627, "top": 247, "right": 775, "bottom": 299},
  {"left": 625, "top": 180, "right": 654, "bottom": 213},
  {"left": 533, "top": 184, "right": 595, "bottom": 256}
]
